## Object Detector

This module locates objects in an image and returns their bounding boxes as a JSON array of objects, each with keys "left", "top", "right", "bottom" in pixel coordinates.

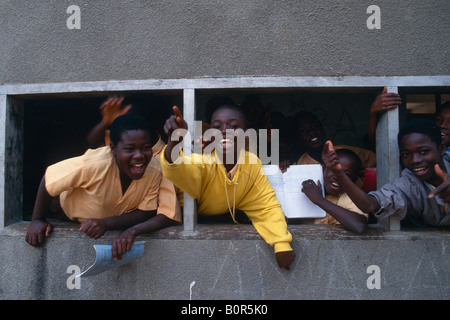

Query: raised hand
[
  {"left": 301, "top": 179, "right": 324, "bottom": 205},
  {"left": 428, "top": 164, "right": 450, "bottom": 203},
  {"left": 370, "top": 87, "right": 401, "bottom": 116},
  {"left": 100, "top": 95, "right": 132, "bottom": 126},
  {"left": 163, "top": 106, "right": 189, "bottom": 163},
  {"left": 163, "top": 106, "right": 188, "bottom": 137},
  {"left": 322, "top": 140, "right": 342, "bottom": 173}
]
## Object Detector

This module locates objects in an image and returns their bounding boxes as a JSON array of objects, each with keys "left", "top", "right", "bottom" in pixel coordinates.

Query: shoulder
[
  {"left": 82, "top": 146, "right": 113, "bottom": 164},
  {"left": 370, "top": 168, "right": 426, "bottom": 200},
  {"left": 48, "top": 146, "right": 112, "bottom": 173},
  {"left": 146, "top": 157, "right": 162, "bottom": 175},
  {"left": 238, "top": 151, "right": 263, "bottom": 173},
  {"left": 151, "top": 135, "right": 166, "bottom": 159}
]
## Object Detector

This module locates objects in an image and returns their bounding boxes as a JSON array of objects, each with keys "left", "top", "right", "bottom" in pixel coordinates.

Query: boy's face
[
  {"left": 399, "top": 132, "right": 444, "bottom": 182},
  {"left": 435, "top": 108, "right": 450, "bottom": 147},
  {"left": 296, "top": 118, "right": 325, "bottom": 151},
  {"left": 324, "top": 155, "right": 358, "bottom": 196},
  {"left": 210, "top": 108, "right": 246, "bottom": 155},
  {"left": 110, "top": 129, "right": 153, "bottom": 182}
]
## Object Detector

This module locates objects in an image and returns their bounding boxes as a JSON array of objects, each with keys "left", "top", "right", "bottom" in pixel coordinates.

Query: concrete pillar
[
  {"left": 182, "top": 89, "right": 197, "bottom": 234},
  {"left": 0, "top": 95, "right": 23, "bottom": 229},
  {"left": 375, "top": 87, "right": 401, "bottom": 230}
]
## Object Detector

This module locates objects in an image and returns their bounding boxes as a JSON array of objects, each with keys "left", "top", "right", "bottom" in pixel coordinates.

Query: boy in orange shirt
[
  {"left": 26, "top": 114, "right": 181, "bottom": 259},
  {"left": 301, "top": 147, "right": 368, "bottom": 234}
]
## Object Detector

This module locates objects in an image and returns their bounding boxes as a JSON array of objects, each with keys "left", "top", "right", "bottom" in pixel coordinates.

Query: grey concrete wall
[
  {"left": 1, "top": 1, "right": 449, "bottom": 84},
  {"left": 1, "top": 222, "right": 448, "bottom": 300}
]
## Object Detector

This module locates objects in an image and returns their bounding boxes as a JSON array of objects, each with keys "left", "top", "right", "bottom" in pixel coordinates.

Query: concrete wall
[
  {"left": 1, "top": 1, "right": 449, "bottom": 302},
  {"left": 1, "top": 0, "right": 449, "bottom": 84},
  {"left": 1, "top": 222, "right": 448, "bottom": 300}
]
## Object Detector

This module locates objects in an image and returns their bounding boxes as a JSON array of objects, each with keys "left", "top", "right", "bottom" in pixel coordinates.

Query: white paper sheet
[
  {"left": 77, "top": 241, "right": 145, "bottom": 278},
  {"left": 263, "top": 164, "right": 326, "bottom": 218}
]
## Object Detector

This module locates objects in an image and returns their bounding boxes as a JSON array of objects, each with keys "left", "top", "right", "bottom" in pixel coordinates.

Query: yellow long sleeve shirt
[{"left": 160, "top": 147, "right": 293, "bottom": 253}]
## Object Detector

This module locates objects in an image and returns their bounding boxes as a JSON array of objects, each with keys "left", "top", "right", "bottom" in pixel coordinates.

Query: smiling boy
[
  {"left": 161, "top": 105, "right": 295, "bottom": 270},
  {"left": 301, "top": 148, "right": 368, "bottom": 234},
  {"left": 26, "top": 114, "right": 181, "bottom": 258},
  {"left": 324, "top": 119, "right": 450, "bottom": 227}
]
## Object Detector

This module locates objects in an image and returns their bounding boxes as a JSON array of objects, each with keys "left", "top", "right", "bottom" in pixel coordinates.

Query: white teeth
[
  {"left": 134, "top": 164, "right": 143, "bottom": 167},
  {"left": 331, "top": 182, "right": 340, "bottom": 187},
  {"left": 311, "top": 137, "right": 318, "bottom": 142},
  {"left": 413, "top": 167, "right": 425, "bottom": 172}
]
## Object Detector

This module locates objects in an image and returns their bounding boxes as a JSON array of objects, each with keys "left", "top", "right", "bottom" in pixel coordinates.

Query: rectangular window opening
[
  {"left": 2, "top": 82, "right": 448, "bottom": 233},
  {"left": 22, "top": 92, "right": 182, "bottom": 221}
]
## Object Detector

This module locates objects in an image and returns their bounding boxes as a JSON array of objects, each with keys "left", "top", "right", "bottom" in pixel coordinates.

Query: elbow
[
  {"left": 352, "top": 218, "right": 369, "bottom": 235},
  {"left": 359, "top": 202, "right": 379, "bottom": 216},
  {"left": 353, "top": 223, "right": 368, "bottom": 235}
]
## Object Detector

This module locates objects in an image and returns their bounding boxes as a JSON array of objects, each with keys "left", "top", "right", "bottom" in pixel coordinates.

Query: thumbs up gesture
[{"left": 322, "top": 140, "right": 342, "bottom": 174}]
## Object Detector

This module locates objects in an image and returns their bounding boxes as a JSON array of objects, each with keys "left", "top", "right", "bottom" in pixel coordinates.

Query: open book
[
  {"left": 263, "top": 164, "right": 326, "bottom": 219},
  {"left": 77, "top": 241, "right": 145, "bottom": 277}
]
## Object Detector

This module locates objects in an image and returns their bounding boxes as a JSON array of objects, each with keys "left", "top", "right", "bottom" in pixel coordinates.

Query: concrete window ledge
[
  {"left": 1, "top": 220, "right": 448, "bottom": 241},
  {"left": 0, "top": 221, "right": 448, "bottom": 300}
]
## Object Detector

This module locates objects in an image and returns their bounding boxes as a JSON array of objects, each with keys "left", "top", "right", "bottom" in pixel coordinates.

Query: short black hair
[
  {"left": 205, "top": 96, "right": 236, "bottom": 123},
  {"left": 292, "top": 111, "right": 324, "bottom": 131},
  {"left": 398, "top": 118, "right": 442, "bottom": 148},
  {"left": 435, "top": 100, "right": 450, "bottom": 115},
  {"left": 335, "top": 148, "right": 362, "bottom": 174},
  {"left": 110, "top": 113, "right": 152, "bottom": 145},
  {"left": 211, "top": 104, "right": 248, "bottom": 128}
]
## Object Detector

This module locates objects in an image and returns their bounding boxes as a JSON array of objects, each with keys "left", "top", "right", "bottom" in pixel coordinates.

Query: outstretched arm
[
  {"left": 25, "top": 176, "right": 54, "bottom": 247},
  {"left": 79, "top": 210, "right": 178, "bottom": 260},
  {"left": 111, "top": 213, "right": 179, "bottom": 260},
  {"left": 163, "top": 106, "right": 188, "bottom": 163},
  {"left": 87, "top": 95, "right": 132, "bottom": 146},
  {"left": 78, "top": 209, "right": 157, "bottom": 239},
  {"left": 323, "top": 141, "right": 380, "bottom": 213},
  {"left": 367, "top": 87, "right": 402, "bottom": 147},
  {"left": 302, "top": 179, "right": 367, "bottom": 234}
]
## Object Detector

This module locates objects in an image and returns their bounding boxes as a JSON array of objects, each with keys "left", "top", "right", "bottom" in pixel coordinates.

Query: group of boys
[{"left": 25, "top": 93, "right": 450, "bottom": 271}]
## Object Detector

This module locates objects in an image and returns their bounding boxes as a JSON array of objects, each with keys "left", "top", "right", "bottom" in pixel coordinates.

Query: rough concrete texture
[
  {"left": 0, "top": 222, "right": 448, "bottom": 300},
  {"left": 0, "top": 1, "right": 449, "bottom": 84}
]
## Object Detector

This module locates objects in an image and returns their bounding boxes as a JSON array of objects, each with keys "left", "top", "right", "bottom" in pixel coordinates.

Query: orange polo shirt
[
  {"left": 315, "top": 192, "right": 368, "bottom": 227},
  {"left": 45, "top": 146, "right": 180, "bottom": 222}
]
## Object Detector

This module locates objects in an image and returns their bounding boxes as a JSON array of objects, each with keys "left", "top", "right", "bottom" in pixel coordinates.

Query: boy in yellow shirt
[
  {"left": 161, "top": 105, "right": 295, "bottom": 270},
  {"left": 26, "top": 114, "right": 181, "bottom": 259}
]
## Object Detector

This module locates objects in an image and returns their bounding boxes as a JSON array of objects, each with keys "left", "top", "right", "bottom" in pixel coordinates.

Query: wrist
[
  {"left": 274, "top": 242, "right": 293, "bottom": 253},
  {"left": 126, "top": 226, "right": 139, "bottom": 238},
  {"left": 334, "top": 169, "right": 346, "bottom": 180},
  {"left": 315, "top": 197, "right": 327, "bottom": 206},
  {"left": 369, "top": 108, "right": 377, "bottom": 116},
  {"left": 101, "top": 118, "right": 112, "bottom": 128},
  {"left": 164, "top": 143, "right": 179, "bottom": 164}
]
